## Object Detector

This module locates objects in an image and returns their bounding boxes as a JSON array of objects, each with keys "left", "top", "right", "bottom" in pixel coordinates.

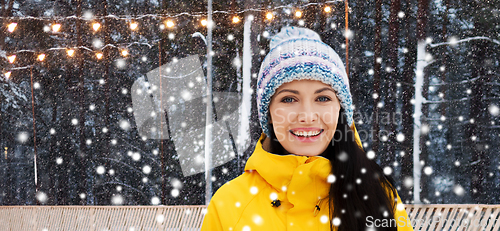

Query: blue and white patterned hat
[{"left": 257, "top": 26, "right": 353, "bottom": 137}]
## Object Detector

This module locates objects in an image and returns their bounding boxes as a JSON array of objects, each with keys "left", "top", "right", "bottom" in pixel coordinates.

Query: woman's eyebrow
[
  {"left": 276, "top": 88, "right": 335, "bottom": 95},
  {"left": 315, "top": 87, "right": 336, "bottom": 94}
]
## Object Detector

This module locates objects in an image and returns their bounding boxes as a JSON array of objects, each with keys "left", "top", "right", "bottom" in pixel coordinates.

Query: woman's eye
[
  {"left": 317, "top": 96, "right": 331, "bottom": 102},
  {"left": 281, "top": 97, "right": 296, "bottom": 103}
]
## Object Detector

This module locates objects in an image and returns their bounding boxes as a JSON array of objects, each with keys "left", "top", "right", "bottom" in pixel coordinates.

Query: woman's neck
[{"left": 261, "top": 136, "right": 290, "bottom": 155}]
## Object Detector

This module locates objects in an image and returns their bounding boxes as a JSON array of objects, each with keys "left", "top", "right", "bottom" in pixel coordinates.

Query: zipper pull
[{"left": 313, "top": 199, "right": 322, "bottom": 217}]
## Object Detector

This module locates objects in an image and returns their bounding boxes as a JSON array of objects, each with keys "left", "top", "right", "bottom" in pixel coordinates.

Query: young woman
[{"left": 201, "top": 27, "right": 413, "bottom": 231}]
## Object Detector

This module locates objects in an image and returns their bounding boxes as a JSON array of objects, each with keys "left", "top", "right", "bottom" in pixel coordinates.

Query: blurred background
[{"left": 0, "top": 0, "right": 499, "bottom": 206}]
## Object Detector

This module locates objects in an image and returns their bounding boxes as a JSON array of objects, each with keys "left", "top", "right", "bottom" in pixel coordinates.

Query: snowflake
[
  {"left": 120, "top": 120, "right": 130, "bottom": 130},
  {"left": 36, "top": 191, "right": 48, "bottom": 203},
  {"left": 116, "top": 59, "right": 126, "bottom": 69},
  {"left": 252, "top": 214, "right": 263, "bottom": 225},
  {"left": 404, "top": 177, "right": 413, "bottom": 188},
  {"left": 96, "top": 166, "right": 105, "bottom": 175},
  {"left": 423, "top": 166, "right": 433, "bottom": 175},
  {"left": 92, "top": 38, "right": 103, "bottom": 49},
  {"left": 143, "top": 165, "right": 152, "bottom": 174},
  {"left": 112, "top": 195, "right": 124, "bottom": 205},
  {"left": 383, "top": 167, "right": 393, "bottom": 175},
  {"left": 489, "top": 104, "right": 499, "bottom": 116},
  {"left": 396, "top": 133, "right": 405, "bottom": 142},
  {"left": 132, "top": 152, "right": 141, "bottom": 161},
  {"left": 332, "top": 217, "right": 341, "bottom": 226},
  {"left": 454, "top": 185, "right": 465, "bottom": 196},
  {"left": 171, "top": 189, "right": 179, "bottom": 197},
  {"left": 337, "top": 151, "right": 348, "bottom": 162},
  {"left": 151, "top": 196, "right": 160, "bottom": 205},
  {"left": 17, "top": 132, "right": 29, "bottom": 143}
]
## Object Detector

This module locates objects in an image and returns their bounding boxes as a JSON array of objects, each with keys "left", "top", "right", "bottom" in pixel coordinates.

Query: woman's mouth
[{"left": 290, "top": 129, "right": 324, "bottom": 142}]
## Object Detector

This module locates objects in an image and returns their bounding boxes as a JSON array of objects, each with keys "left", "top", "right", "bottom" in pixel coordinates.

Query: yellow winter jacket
[{"left": 201, "top": 134, "right": 414, "bottom": 231}]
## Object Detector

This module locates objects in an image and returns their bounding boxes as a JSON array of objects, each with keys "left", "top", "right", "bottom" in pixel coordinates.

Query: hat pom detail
[{"left": 269, "top": 26, "right": 322, "bottom": 50}]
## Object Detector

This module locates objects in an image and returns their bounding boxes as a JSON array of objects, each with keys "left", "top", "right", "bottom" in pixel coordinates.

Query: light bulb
[
  {"left": 201, "top": 19, "right": 208, "bottom": 27},
  {"left": 232, "top": 16, "right": 240, "bottom": 24},
  {"left": 8, "top": 55, "right": 16, "bottom": 64},
  {"left": 92, "top": 22, "right": 101, "bottom": 31},
  {"left": 7, "top": 23, "right": 17, "bottom": 33},
  {"left": 121, "top": 49, "right": 129, "bottom": 57},
  {"left": 266, "top": 12, "right": 274, "bottom": 20},
  {"left": 37, "top": 54, "right": 46, "bottom": 62},
  {"left": 5, "top": 72, "right": 11, "bottom": 79},
  {"left": 130, "top": 22, "right": 138, "bottom": 30},
  {"left": 324, "top": 6, "right": 332, "bottom": 13},
  {"left": 96, "top": 52, "right": 103, "bottom": 59},
  {"left": 67, "top": 49, "right": 75, "bottom": 57},
  {"left": 295, "top": 10, "right": 303, "bottom": 18},
  {"left": 165, "top": 20, "right": 175, "bottom": 28},
  {"left": 52, "top": 24, "right": 61, "bottom": 32}
]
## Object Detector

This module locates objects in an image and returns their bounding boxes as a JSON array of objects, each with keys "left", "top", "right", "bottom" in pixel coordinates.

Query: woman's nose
[{"left": 297, "top": 104, "right": 318, "bottom": 123}]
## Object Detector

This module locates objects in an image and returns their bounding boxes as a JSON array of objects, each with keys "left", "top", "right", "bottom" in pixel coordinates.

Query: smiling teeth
[{"left": 292, "top": 130, "right": 321, "bottom": 137}]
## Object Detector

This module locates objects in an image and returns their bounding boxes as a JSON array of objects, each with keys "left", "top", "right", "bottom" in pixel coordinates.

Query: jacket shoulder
[{"left": 207, "top": 171, "right": 269, "bottom": 228}]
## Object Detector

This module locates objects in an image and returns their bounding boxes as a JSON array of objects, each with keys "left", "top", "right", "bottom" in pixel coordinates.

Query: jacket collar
[{"left": 245, "top": 134, "right": 332, "bottom": 198}]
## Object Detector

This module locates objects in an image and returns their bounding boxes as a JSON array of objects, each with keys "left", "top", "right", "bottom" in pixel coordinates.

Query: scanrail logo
[
  {"left": 131, "top": 55, "right": 251, "bottom": 176},
  {"left": 366, "top": 215, "right": 497, "bottom": 229}
]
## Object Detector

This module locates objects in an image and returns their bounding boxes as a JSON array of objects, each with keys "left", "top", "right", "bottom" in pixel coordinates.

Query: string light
[
  {"left": 295, "top": 10, "right": 303, "bottom": 18},
  {"left": 130, "top": 22, "right": 138, "bottom": 30},
  {"left": 266, "top": 12, "right": 274, "bottom": 20},
  {"left": 92, "top": 22, "right": 101, "bottom": 31},
  {"left": 4, "top": 5, "right": 342, "bottom": 66},
  {"left": 165, "top": 20, "right": 175, "bottom": 28},
  {"left": 121, "top": 49, "right": 129, "bottom": 57},
  {"left": 8, "top": 55, "right": 16, "bottom": 64},
  {"left": 200, "top": 19, "right": 208, "bottom": 27},
  {"left": 232, "top": 16, "right": 240, "bottom": 24},
  {"left": 67, "top": 49, "right": 75, "bottom": 57},
  {"left": 5, "top": 72, "right": 12, "bottom": 79},
  {"left": 52, "top": 23, "right": 61, "bottom": 32},
  {"left": 37, "top": 54, "right": 46, "bottom": 62},
  {"left": 7, "top": 23, "right": 17, "bottom": 33}
]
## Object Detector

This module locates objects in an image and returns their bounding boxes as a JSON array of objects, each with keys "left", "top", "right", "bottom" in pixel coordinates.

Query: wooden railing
[{"left": 1, "top": 204, "right": 499, "bottom": 230}]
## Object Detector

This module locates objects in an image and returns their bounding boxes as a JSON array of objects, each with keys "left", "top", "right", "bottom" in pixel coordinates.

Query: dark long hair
[{"left": 268, "top": 108, "right": 398, "bottom": 231}]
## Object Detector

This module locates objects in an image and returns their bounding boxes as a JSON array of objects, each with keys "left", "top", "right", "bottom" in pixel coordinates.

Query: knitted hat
[{"left": 257, "top": 26, "right": 354, "bottom": 138}]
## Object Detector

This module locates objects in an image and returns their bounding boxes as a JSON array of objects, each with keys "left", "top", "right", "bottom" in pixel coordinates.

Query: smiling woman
[
  {"left": 266, "top": 80, "right": 341, "bottom": 156},
  {"left": 201, "top": 27, "right": 413, "bottom": 231}
]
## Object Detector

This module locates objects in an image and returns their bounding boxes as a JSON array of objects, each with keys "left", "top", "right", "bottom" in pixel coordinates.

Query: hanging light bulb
[
  {"left": 52, "top": 23, "right": 61, "bottom": 32},
  {"left": 200, "top": 19, "right": 208, "bottom": 27},
  {"left": 165, "top": 20, "right": 175, "bottom": 28},
  {"left": 92, "top": 22, "right": 101, "bottom": 31},
  {"left": 232, "top": 16, "right": 240, "bottom": 24},
  {"left": 7, "top": 23, "right": 17, "bottom": 33},
  {"left": 96, "top": 52, "right": 103, "bottom": 59},
  {"left": 5, "top": 72, "right": 12, "bottom": 79},
  {"left": 67, "top": 49, "right": 75, "bottom": 57},
  {"left": 295, "top": 10, "right": 303, "bottom": 18},
  {"left": 324, "top": 6, "right": 332, "bottom": 13},
  {"left": 121, "top": 49, "right": 129, "bottom": 57},
  {"left": 37, "top": 54, "right": 46, "bottom": 62},
  {"left": 130, "top": 22, "right": 138, "bottom": 30},
  {"left": 266, "top": 12, "right": 274, "bottom": 20},
  {"left": 8, "top": 55, "right": 16, "bottom": 64}
]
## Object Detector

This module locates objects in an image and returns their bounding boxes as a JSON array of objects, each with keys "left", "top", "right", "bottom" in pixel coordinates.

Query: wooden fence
[{"left": 1, "top": 204, "right": 500, "bottom": 230}]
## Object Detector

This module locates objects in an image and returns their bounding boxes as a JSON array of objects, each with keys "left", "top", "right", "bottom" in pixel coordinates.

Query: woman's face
[{"left": 269, "top": 79, "right": 341, "bottom": 156}]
